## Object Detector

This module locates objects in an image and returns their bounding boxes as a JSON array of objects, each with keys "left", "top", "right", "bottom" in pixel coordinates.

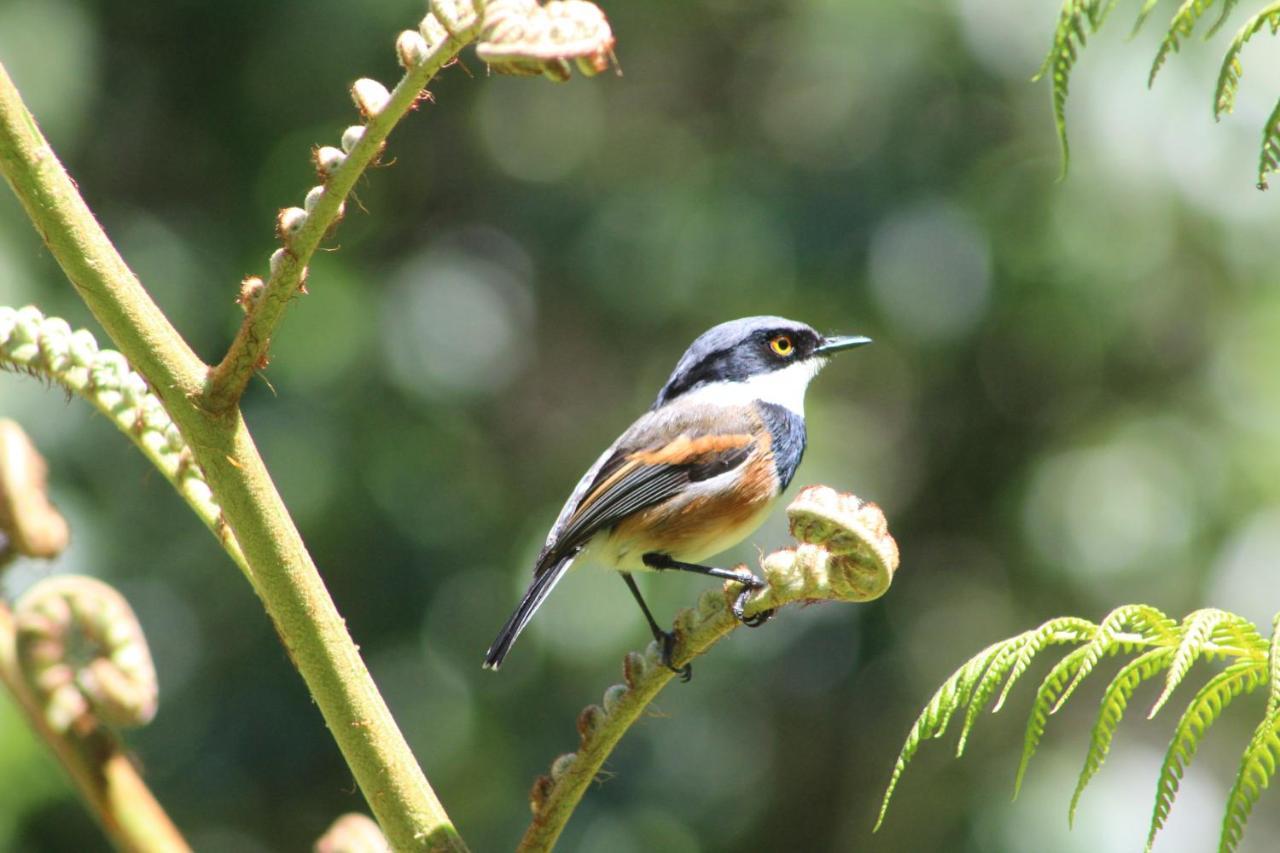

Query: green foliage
[
  {"left": 1258, "top": 98, "right": 1280, "bottom": 188},
  {"left": 1035, "top": 1, "right": 1118, "bottom": 177},
  {"left": 1015, "top": 644, "right": 1093, "bottom": 794},
  {"left": 1220, "top": 714, "right": 1280, "bottom": 851},
  {"left": 1149, "top": 609, "right": 1243, "bottom": 717},
  {"left": 1149, "top": 1, "right": 1237, "bottom": 86},
  {"left": 873, "top": 617, "right": 1095, "bottom": 830},
  {"left": 1041, "top": 0, "right": 1280, "bottom": 185},
  {"left": 1071, "top": 648, "right": 1174, "bottom": 825},
  {"left": 877, "top": 604, "right": 1277, "bottom": 853},
  {"left": 1147, "top": 662, "right": 1264, "bottom": 851},
  {"left": 1214, "top": 2, "right": 1280, "bottom": 117}
]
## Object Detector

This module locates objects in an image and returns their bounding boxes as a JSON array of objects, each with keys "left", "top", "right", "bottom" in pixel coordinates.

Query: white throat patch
[{"left": 678, "top": 358, "right": 825, "bottom": 416}]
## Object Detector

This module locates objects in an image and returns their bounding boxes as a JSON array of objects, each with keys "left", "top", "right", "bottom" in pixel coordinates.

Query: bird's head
[{"left": 653, "top": 316, "right": 871, "bottom": 414}]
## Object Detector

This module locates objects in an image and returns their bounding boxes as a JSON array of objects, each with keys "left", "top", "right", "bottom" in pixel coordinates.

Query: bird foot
[
  {"left": 731, "top": 578, "right": 775, "bottom": 627},
  {"left": 659, "top": 629, "right": 692, "bottom": 682}
]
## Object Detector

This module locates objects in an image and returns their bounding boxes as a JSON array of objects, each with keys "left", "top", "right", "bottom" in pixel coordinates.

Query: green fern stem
[
  {"left": 521, "top": 487, "right": 900, "bottom": 852},
  {"left": 0, "top": 305, "right": 246, "bottom": 574}
]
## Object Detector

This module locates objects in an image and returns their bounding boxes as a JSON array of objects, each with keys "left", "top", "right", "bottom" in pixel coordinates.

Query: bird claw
[
  {"left": 732, "top": 580, "right": 775, "bottom": 627},
  {"left": 659, "top": 630, "right": 692, "bottom": 682}
]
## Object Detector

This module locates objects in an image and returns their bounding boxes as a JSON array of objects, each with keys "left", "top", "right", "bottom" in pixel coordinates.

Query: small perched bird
[{"left": 483, "top": 316, "right": 871, "bottom": 679}]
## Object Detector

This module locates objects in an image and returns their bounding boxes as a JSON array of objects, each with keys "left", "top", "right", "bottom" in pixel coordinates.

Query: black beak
[{"left": 815, "top": 334, "right": 872, "bottom": 355}]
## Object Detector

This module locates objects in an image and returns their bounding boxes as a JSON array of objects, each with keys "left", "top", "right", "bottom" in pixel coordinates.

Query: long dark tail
[{"left": 483, "top": 555, "right": 574, "bottom": 670}]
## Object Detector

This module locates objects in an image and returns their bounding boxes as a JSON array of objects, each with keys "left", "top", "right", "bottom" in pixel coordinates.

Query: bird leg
[
  {"left": 621, "top": 572, "right": 691, "bottom": 682},
  {"left": 641, "top": 552, "right": 775, "bottom": 627}
]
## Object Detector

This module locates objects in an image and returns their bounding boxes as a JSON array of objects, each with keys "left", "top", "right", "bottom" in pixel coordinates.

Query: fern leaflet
[
  {"left": 879, "top": 605, "right": 1277, "bottom": 849},
  {"left": 874, "top": 640, "right": 1010, "bottom": 830},
  {"left": 876, "top": 618, "right": 1094, "bottom": 829},
  {"left": 1053, "top": 605, "right": 1174, "bottom": 713},
  {"left": 1133, "top": 0, "right": 1169, "bottom": 37},
  {"left": 1149, "top": 609, "right": 1235, "bottom": 718},
  {"left": 1146, "top": 661, "right": 1264, "bottom": 852},
  {"left": 1152, "top": 660, "right": 1259, "bottom": 845},
  {"left": 1015, "top": 644, "right": 1094, "bottom": 795},
  {"left": 956, "top": 642, "right": 1022, "bottom": 757},
  {"left": 1260, "top": 99, "right": 1280, "bottom": 189},
  {"left": 1070, "top": 647, "right": 1174, "bottom": 825},
  {"left": 1214, "top": 2, "right": 1280, "bottom": 119},
  {"left": 1036, "top": 1, "right": 1119, "bottom": 177},
  {"left": 1206, "top": 0, "right": 1243, "bottom": 36},
  {"left": 993, "top": 617, "right": 1096, "bottom": 712},
  {"left": 1267, "top": 613, "right": 1280, "bottom": 715},
  {"left": 1219, "top": 712, "right": 1280, "bottom": 852},
  {"left": 1150, "top": 1, "right": 1219, "bottom": 88}
]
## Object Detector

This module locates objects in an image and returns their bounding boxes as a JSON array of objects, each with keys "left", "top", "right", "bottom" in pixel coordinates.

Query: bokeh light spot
[
  {"left": 1022, "top": 435, "right": 1194, "bottom": 584},
  {"left": 476, "top": 78, "right": 604, "bottom": 184},
  {"left": 868, "top": 200, "right": 991, "bottom": 344},
  {"left": 380, "top": 234, "right": 535, "bottom": 400}
]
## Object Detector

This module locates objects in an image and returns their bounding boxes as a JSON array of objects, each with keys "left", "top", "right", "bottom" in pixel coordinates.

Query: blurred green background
[{"left": 3, "top": 0, "right": 1280, "bottom": 850}]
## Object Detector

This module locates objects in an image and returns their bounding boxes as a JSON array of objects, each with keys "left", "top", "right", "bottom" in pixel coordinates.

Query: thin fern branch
[
  {"left": 203, "top": 2, "right": 487, "bottom": 411},
  {"left": 0, "top": 36, "right": 467, "bottom": 853},
  {"left": 0, "top": 305, "right": 245, "bottom": 575},
  {"left": 523, "top": 487, "right": 900, "bottom": 852},
  {"left": 205, "top": 0, "right": 616, "bottom": 411},
  {"left": 0, "top": 2, "right": 623, "bottom": 845},
  {"left": 0, "top": 433, "right": 187, "bottom": 851}
]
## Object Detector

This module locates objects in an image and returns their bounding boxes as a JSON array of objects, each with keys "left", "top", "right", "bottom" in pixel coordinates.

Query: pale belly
[{"left": 578, "top": 492, "right": 778, "bottom": 573}]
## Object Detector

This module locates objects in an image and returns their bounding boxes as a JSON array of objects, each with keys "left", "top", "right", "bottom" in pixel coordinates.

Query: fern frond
[
  {"left": 1015, "top": 644, "right": 1094, "bottom": 795},
  {"left": 951, "top": 619, "right": 1096, "bottom": 758},
  {"left": 1133, "top": 0, "right": 1169, "bottom": 36},
  {"left": 877, "top": 618, "right": 1095, "bottom": 829},
  {"left": 1070, "top": 648, "right": 1175, "bottom": 825},
  {"left": 993, "top": 617, "right": 1098, "bottom": 712},
  {"left": 1149, "top": 609, "right": 1237, "bottom": 718},
  {"left": 1146, "top": 661, "right": 1265, "bottom": 852},
  {"left": 1219, "top": 712, "right": 1280, "bottom": 852},
  {"left": 881, "top": 605, "right": 1280, "bottom": 848},
  {"left": 1206, "top": 0, "right": 1243, "bottom": 36},
  {"left": 1053, "top": 605, "right": 1175, "bottom": 713},
  {"left": 1211, "top": 614, "right": 1267, "bottom": 656},
  {"left": 1259, "top": 97, "right": 1280, "bottom": 189},
  {"left": 1150, "top": 1, "right": 1221, "bottom": 87},
  {"left": 875, "top": 639, "right": 1013, "bottom": 830},
  {"left": 1036, "top": 1, "right": 1119, "bottom": 177},
  {"left": 1267, "top": 613, "right": 1280, "bottom": 715},
  {"left": 956, "top": 642, "right": 1023, "bottom": 757},
  {"left": 1214, "top": 2, "right": 1280, "bottom": 119}
]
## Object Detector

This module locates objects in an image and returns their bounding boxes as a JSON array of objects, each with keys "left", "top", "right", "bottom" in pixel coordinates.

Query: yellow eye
[{"left": 769, "top": 335, "right": 794, "bottom": 357}]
